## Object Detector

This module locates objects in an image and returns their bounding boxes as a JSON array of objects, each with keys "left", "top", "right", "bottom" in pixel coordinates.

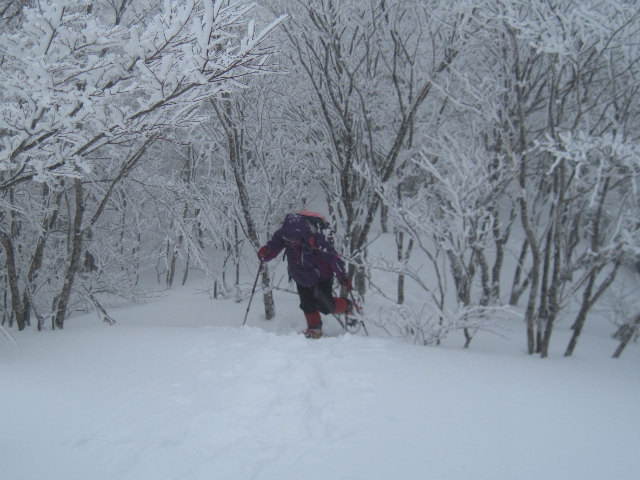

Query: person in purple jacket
[{"left": 257, "top": 211, "right": 353, "bottom": 338}]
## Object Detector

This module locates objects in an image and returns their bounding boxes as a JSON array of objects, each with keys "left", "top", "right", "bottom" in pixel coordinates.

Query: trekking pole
[{"left": 242, "top": 260, "right": 264, "bottom": 326}]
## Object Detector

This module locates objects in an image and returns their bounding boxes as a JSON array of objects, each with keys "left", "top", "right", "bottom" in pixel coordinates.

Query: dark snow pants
[{"left": 297, "top": 277, "right": 335, "bottom": 315}]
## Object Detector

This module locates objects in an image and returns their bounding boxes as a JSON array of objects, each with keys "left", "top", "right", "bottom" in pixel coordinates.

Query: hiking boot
[{"left": 303, "top": 328, "right": 323, "bottom": 339}]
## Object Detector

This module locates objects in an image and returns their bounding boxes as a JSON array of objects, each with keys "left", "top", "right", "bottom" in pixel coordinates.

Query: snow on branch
[{"left": 0, "top": 0, "right": 285, "bottom": 190}]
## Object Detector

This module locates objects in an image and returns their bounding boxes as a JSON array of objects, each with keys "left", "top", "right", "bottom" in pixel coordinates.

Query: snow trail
[{"left": 2, "top": 290, "right": 639, "bottom": 480}]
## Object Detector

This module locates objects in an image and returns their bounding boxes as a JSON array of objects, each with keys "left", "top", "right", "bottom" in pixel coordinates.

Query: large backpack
[
  {"left": 281, "top": 211, "right": 333, "bottom": 247},
  {"left": 298, "top": 211, "right": 331, "bottom": 236},
  {"left": 277, "top": 211, "right": 343, "bottom": 287}
]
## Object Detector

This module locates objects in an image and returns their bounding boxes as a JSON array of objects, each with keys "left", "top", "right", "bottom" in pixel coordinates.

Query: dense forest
[{"left": 1, "top": 0, "right": 639, "bottom": 357}]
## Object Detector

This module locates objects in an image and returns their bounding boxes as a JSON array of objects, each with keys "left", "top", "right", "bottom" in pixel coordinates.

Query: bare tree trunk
[
  {"left": 463, "top": 328, "right": 473, "bottom": 349},
  {"left": 0, "top": 231, "right": 26, "bottom": 330},
  {"left": 261, "top": 265, "right": 275, "bottom": 318},
  {"left": 509, "top": 238, "right": 530, "bottom": 306},
  {"left": 505, "top": 28, "right": 542, "bottom": 354},
  {"left": 488, "top": 145, "right": 515, "bottom": 304},
  {"left": 234, "top": 223, "right": 240, "bottom": 290},
  {"left": 182, "top": 252, "right": 190, "bottom": 286},
  {"left": 22, "top": 184, "right": 63, "bottom": 330},
  {"left": 165, "top": 237, "right": 176, "bottom": 288},
  {"left": 565, "top": 272, "right": 594, "bottom": 356},
  {"left": 395, "top": 185, "right": 414, "bottom": 305},
  {"left": 536, "top": 222, "right": 554, "bottom": 353},
  {"left": 447, "top": 250, "right": 476, "bottom": 348},
  {"left": 540, "top": 223, "right": 562, "bottom": 358},
  {"left": 214, "top": 98, "right": 275, "bottom": 319},
  {"left": 395, "top": 228, "right": 414, "bottom": 305},
  {"left": 490, "top": 222, "right": 506, "bottom": 303},
  {"left": 540, "top": 164, "right": 566, "bottom": 358},
  {"left": 54, "top": 178, "right": 85, "bottom": 329},
  {"left": 518, "top": 196, "right": 540, "bottom": 355},
  {"left": 565, "top": 178, "right": 620, "bottom": 356},
  {"left": 473, "top": 248, "right": 488, "bottom": 308},
  {"left": 2, "top": 274, "right": 9, "bottom": 326},
  {"left": 612, "top": 313, "right": 640, "bottom": 358},
  {"left": 380, "top": 202, "right": 389, "bottom": 233}
]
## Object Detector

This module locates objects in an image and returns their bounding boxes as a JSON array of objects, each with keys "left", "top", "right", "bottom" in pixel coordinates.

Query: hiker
[{"left": 257, "top": 211, "right": 353, "bottom": 338}]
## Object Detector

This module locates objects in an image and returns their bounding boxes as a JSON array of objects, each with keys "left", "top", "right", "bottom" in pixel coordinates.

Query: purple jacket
[{"left": 262, "top": 214, "right": 347, "bottom": 288}]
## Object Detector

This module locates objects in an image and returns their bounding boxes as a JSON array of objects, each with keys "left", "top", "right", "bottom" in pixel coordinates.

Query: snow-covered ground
[{"left": 2, "top": 282, "right": 639, "bottom": 480}]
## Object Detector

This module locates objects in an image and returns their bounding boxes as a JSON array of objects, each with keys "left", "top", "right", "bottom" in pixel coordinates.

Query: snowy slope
[{"left": 1, "top": 285, "right": 639, "bottom": 480}]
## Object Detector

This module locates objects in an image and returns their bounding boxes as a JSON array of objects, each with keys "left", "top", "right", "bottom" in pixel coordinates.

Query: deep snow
[{"left": 1, "top": 283, "right": 639, "bottom": 480}]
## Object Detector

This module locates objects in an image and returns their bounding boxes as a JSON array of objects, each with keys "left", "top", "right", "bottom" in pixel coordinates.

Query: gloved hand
[
  {"left": 340, "top": 276, "right": 353, "bottom": 291},
  {"left": 257, "top": 246, "right": 269, "bottom": 261}
]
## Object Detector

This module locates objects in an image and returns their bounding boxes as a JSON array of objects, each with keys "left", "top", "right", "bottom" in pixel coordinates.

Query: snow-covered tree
[
  {"left": 496, "top": 0, "right": 640, "bottom": 356},
  {"left": 267, "top": 0, "right": 476, "bottom": 298},
  {"left": 0, "top": 0, "right": 283, "bottom": 329},
  {"left": 389, "top": 127, "right": 513, "bottom": 346},
  {"left": 374, "top": 0, "right": 639, "bottom": 351},
  {"left": 207, "top": 72, "right": 317, "bottom": 319}
]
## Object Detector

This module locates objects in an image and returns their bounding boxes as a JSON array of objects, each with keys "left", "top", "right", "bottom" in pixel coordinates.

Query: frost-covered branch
[{"left": 0, "top": 0, "right": 284, "bottom": 190}]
